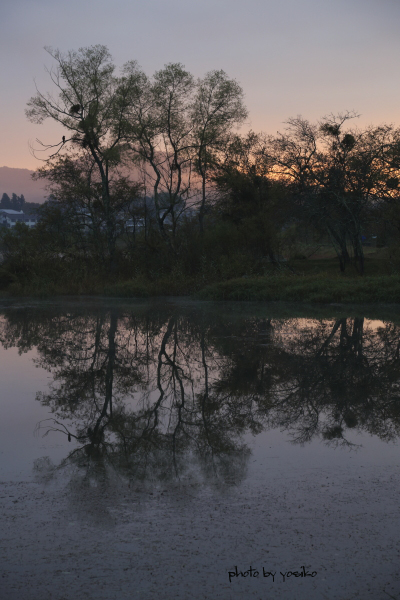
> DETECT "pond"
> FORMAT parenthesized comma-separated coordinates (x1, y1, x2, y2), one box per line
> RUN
(0, 299, 399, 600)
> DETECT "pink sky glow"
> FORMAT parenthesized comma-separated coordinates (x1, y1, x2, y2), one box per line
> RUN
(1, 0, 400, 172)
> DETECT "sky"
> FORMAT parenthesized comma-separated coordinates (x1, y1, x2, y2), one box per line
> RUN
(1, 0, 400, 170)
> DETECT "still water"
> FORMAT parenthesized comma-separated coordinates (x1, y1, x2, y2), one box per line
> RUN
(0, 299, 399, 600)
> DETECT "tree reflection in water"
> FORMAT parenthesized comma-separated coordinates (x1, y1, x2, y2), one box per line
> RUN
(0, 305, 399, 487)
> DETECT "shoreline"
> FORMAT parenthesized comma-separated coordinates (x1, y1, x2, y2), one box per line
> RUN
(1, 273, 400, 306)
(1, 295, 400, 323)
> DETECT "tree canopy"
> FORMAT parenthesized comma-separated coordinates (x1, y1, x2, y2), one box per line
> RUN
(2, 45, 400, 292)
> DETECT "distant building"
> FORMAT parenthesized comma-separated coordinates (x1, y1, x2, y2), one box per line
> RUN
(0, 209, 39, 229)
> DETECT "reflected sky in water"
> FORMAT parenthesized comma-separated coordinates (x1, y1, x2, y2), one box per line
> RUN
(0, 300, 399, 486)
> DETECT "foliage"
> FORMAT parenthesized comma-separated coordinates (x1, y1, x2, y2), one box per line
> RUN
(197, 274, 400, 303)
(266, 114, 400, 273)
(0, 193, 25, 211)
(3, 45, 399, 299)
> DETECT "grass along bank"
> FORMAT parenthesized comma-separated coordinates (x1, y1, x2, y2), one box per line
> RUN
(2, 257, 400, 303)
(196, 274, 400, 303)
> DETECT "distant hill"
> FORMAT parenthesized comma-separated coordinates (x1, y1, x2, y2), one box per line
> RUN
(0, 166, 48, 204)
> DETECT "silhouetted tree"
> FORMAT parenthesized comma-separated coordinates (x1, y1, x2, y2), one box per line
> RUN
(0, 193, 11, 209)
(26, 45, 142, 272)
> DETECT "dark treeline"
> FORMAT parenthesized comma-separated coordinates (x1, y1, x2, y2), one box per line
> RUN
(0, 193, 41, 215)
(0, 193, 25, 212)
(2, 45, 400, 294)
(0, 305, 399, 485)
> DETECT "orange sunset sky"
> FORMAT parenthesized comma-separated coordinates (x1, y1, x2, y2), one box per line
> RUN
(1, 0, 400, 174)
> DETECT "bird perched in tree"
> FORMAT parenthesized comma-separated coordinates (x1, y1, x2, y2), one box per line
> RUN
(62, 136, 65, 144)
(69, 104, 81, 115)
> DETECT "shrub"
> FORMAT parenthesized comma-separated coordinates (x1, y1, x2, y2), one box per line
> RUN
(0, 267, 17, 290)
